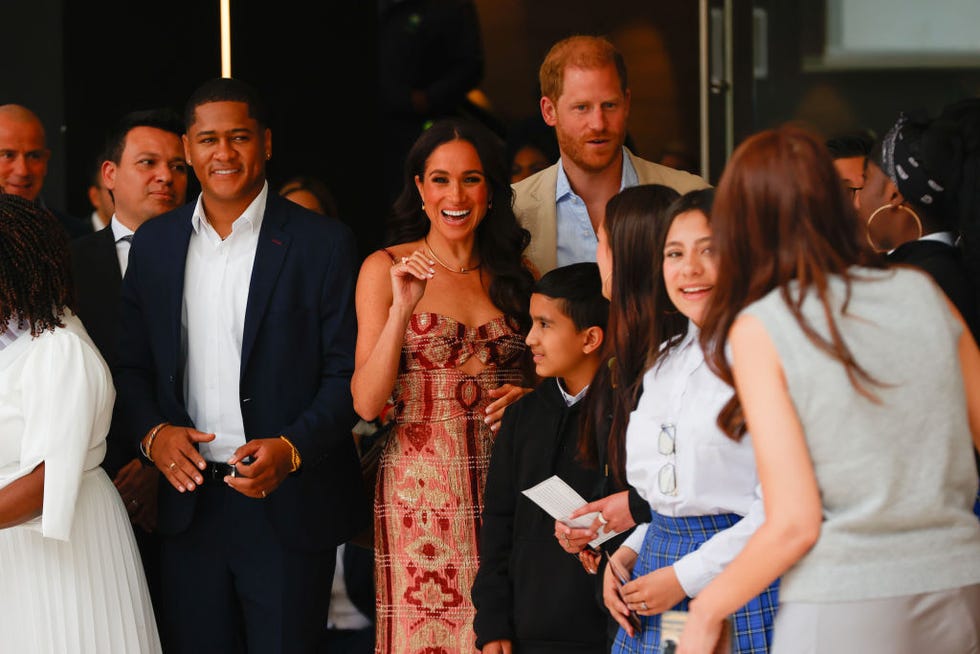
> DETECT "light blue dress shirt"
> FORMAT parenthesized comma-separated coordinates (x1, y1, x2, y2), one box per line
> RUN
(554, 148, 638, 267)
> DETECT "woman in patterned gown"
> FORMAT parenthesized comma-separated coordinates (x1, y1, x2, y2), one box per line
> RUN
(352, 118, 535, 653)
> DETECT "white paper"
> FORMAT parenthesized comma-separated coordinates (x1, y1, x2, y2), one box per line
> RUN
(522, 475, 619, 548)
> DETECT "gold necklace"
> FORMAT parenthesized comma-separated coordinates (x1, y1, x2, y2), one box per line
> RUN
(424, 236, 480, 274)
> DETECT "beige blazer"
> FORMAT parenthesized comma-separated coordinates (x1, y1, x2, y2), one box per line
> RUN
(512, 149, 710, 274)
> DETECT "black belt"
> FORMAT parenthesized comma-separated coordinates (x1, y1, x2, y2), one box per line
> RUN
(203, 461, 239, 481)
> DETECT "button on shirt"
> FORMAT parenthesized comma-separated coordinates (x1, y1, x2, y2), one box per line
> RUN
(182, 182, 268, 462)
(554, 148, 638, 268)
(622, 323, 765, 597)
(110, 215, 135, 277)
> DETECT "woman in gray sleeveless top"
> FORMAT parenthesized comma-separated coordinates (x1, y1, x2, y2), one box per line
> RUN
(676, 126, 980, 654)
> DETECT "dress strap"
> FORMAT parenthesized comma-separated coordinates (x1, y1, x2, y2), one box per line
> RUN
(381, 248, 397, 263)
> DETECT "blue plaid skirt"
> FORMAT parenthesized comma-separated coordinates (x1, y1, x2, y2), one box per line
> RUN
(611, 512, 779, 654)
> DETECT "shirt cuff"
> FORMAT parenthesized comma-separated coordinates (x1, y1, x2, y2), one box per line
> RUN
(672, 550, 711, 598)
(622, 522, 648, 554)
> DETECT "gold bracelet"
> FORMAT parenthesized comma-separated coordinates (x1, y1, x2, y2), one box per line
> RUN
(279, 435, 301, 473)
(140, 422, 169, 463)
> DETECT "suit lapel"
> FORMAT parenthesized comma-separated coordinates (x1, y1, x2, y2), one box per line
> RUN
(166, 210, 194, 385)
(241, 196, 291, 375)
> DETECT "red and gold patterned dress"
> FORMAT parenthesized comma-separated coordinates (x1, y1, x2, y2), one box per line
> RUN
(375, 312, 527, 654)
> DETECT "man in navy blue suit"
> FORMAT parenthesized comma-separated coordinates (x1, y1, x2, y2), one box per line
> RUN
(115, 78, 365, 654)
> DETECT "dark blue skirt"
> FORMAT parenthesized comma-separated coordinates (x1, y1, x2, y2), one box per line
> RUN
(610, 512, 779, 654)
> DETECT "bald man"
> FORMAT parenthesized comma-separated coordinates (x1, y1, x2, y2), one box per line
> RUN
(0, 104, 89, 237)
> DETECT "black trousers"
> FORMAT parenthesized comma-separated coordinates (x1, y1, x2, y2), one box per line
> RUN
(159, 479, 335, 654)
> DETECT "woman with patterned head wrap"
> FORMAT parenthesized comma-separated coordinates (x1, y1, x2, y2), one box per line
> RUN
(856, 102, 980, 344)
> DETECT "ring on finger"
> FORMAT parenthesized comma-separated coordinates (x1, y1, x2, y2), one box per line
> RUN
(168, 461, 176, 470)
(641, 601, 648, 610)
(261, 489, 267, 498)
(598, 511, 608, 526)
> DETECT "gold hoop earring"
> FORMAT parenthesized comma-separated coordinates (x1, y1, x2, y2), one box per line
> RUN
(865, 203, 922, 252)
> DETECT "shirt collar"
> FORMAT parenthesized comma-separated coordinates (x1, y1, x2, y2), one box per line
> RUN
(110, 214, 134, 242)
(555, 147, 636, 202)
(191, 181, 269, 238)
(557, 378, 590, 407)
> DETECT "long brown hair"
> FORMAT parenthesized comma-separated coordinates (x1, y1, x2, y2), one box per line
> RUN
(699, 125, 886, 440)
(579, 184, 680, 485)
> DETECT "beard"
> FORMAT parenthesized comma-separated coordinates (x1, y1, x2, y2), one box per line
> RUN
(554, 127, 624, 174)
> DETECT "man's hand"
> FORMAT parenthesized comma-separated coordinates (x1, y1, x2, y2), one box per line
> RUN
(484, 384, 533, 434)
(224, 438, 293, 499)
(481, 640, 512, 654)
(114, 458, 160, 531)
(150, 426, 214, 492)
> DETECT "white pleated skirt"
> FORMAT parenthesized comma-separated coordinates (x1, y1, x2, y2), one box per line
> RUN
(0, 468, 162, 653)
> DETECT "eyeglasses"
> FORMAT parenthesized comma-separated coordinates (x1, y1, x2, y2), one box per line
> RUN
(658, 423, 677, 496)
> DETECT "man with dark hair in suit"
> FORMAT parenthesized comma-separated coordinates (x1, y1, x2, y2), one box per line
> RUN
(115, 77, 364, 654)
(71, 108, 189, 632)
(0, 103, 90, 237)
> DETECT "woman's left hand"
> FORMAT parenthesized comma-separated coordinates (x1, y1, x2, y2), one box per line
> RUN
(676, 601, 724, 654)
(484, 384, 533, 434)
(620, 565, 687, 616)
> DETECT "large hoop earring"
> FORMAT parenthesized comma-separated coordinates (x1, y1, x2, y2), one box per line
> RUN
(865, 203, 922, 253)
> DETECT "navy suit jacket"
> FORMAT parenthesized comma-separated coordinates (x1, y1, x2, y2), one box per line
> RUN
(115, 191, 365, 551)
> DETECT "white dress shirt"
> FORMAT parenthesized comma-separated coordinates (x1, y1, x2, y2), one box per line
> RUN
(182, 183, 268, 462)
(110, 215, 135, 277)
(622, 323, 765, 597)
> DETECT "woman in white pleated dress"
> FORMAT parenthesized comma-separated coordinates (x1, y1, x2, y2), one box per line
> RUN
(0, 194, 160, 653)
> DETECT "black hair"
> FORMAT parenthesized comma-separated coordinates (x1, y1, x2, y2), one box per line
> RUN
(505, 115, 559, 172)
(103, 108, 183, 164)
(578, 184, 681, 478)
(386, 118, 535, 332)
(826, 130, 874, 160)
(184, 77, 268, 131)
(0, 194, 72, 336)
(278, 175, 339, 217)
(533, 262, 609, 333)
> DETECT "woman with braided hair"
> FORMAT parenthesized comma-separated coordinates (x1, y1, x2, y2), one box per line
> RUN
(0, 194, 161, 652)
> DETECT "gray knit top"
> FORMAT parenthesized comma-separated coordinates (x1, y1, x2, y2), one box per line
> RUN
(743, 266, 980, 602)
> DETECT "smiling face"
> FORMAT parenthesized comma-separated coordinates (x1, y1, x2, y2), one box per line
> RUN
(541, 64, 630, 175)
(183, 101, 270, 213)
(415, 138, 489, 241)
(662, 210, 717, 326)
(0, 113, 49, 201)
(104, 126, 188, 229)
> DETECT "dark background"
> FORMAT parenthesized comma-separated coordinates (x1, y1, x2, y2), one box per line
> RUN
(8, 1, 979, 259)
(7, 1, 382, 259)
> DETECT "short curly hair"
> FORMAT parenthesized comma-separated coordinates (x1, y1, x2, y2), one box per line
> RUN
(0, 193, 72, 336)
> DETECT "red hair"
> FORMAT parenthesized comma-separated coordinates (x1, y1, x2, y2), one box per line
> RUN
(699, 125, 886, 439)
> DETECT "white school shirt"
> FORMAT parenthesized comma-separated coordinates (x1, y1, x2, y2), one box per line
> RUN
(182, 183, 268, 462)
(621, 323, 765, 597)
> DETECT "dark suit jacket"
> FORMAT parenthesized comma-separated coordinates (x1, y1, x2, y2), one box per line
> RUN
(889, 239, 980, 343)
(115, 192, 365, 551)
(70, 225, 131, 476)
(71, 226, 122, 364)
